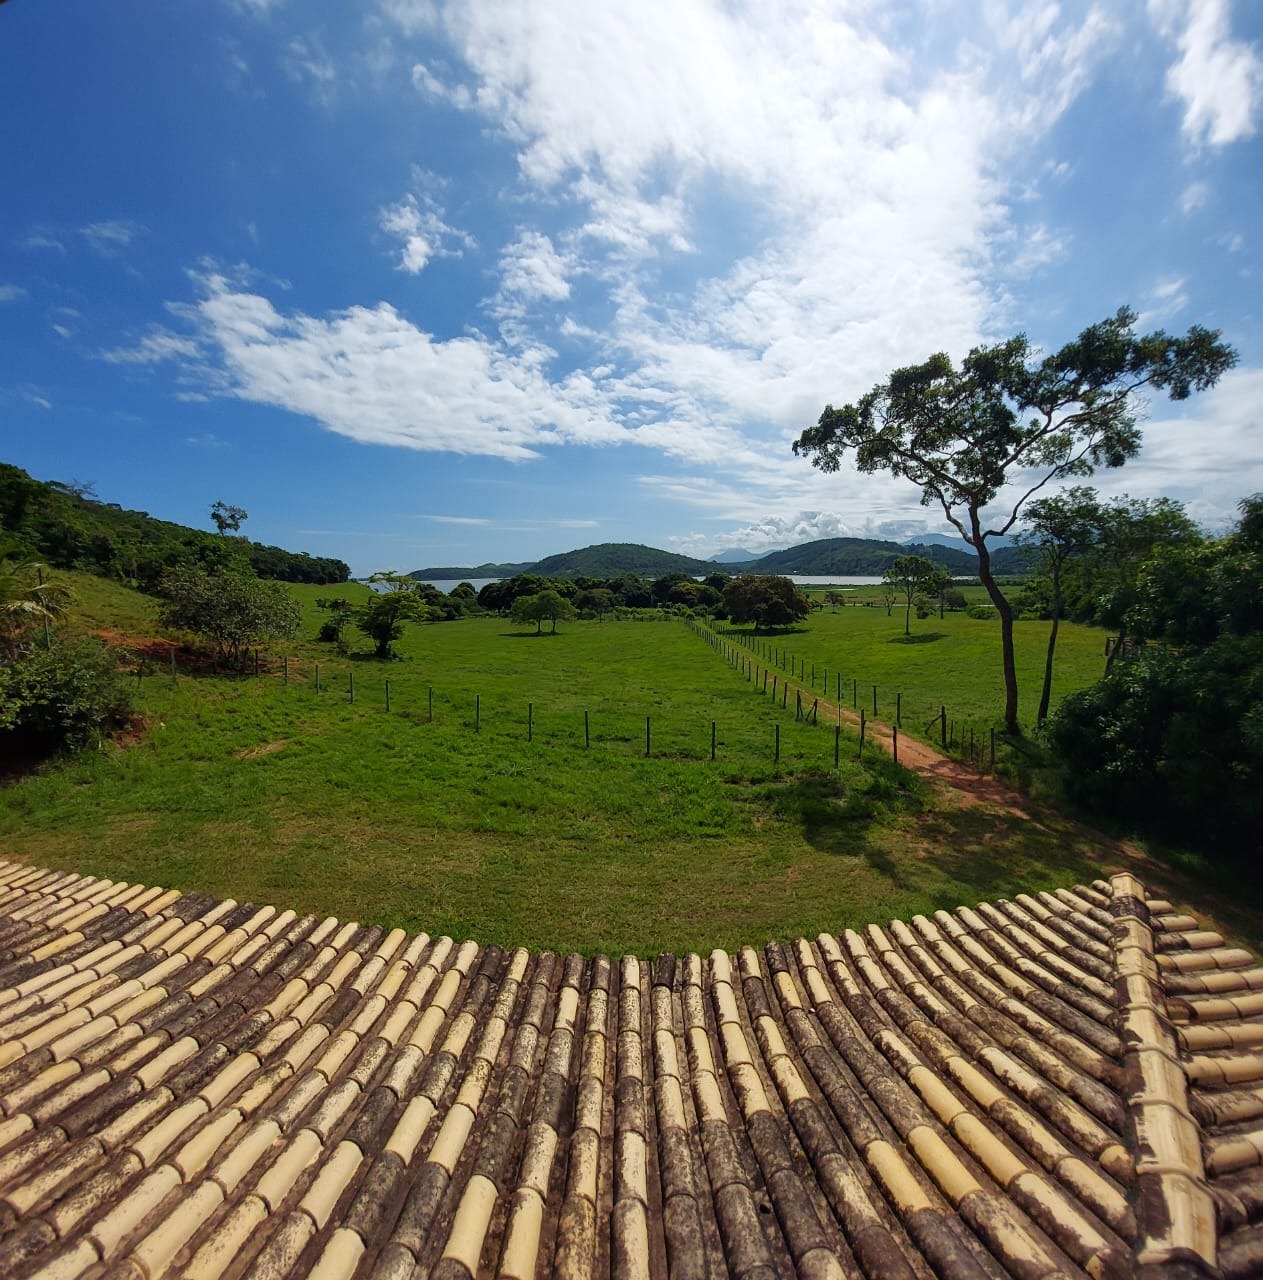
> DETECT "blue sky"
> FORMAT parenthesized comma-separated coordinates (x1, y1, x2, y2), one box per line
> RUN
(2, 0, 1260, 575)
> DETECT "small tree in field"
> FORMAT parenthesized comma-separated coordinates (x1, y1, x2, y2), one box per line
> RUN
(883, 555, 949, 636)
(158, 565, 300, 666)
(794, 307, 1236, 733)
(356, 573, 434, 658)
(511, 589, 576, 634)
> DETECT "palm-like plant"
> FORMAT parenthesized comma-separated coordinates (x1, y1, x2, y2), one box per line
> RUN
(0, 544, 73, 657)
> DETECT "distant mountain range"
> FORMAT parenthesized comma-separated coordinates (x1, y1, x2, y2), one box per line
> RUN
(411, 535, 1031, 580)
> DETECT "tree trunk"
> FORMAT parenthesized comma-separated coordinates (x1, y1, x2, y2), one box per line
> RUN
(904, 600, 911, 636)
(973, 524, 1019, 735)
(1106, 622, 1126, 672)
(1037, 576, 1061, 726)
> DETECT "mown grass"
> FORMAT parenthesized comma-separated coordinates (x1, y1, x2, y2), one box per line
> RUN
(0, 577, 1128, 953)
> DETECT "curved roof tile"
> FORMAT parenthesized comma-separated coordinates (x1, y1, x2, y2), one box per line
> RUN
(0, 859, 1260, 1278)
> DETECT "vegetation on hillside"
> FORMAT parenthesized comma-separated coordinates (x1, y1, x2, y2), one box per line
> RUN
(0, 463, 349, 588)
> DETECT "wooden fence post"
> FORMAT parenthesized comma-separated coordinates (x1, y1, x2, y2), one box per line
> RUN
(428, 686, 433, 722)
(645, 715, 651, 757)
(892, 725, 898, 764)
(585, 710, 590, 749)
(711, 720, 716, 761)
(834, 723, 840, 768)
(315, 663, 320, 693)
(528, 702, 533, 742)
(476, 694, 480, 732)
(859, 709, 866, 759)
(940, 706, 947, 748)
(385, 680, 391, 712)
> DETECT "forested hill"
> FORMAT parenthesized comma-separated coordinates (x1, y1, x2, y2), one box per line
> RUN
(412, 537, 996, 580)
(0, 463, 349, 587)
(532, 542, 718, 577)
(739, 537, 977, 575)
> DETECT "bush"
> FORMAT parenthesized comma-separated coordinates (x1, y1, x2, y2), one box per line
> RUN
(158, 566, 301, 666)
(0, 639, 134, 759)
(966, 604, 997, 620)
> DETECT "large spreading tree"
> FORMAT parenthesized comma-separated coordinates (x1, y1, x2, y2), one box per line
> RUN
(793, 307, 1236, 733)
(882, 554, 949, 637)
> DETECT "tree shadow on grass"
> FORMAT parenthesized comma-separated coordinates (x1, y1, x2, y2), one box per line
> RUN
(887, 632, 946, 644)
(908, 804, 1107, 910)
(752, 772, 904, 881)
(500, 630, 565, 639)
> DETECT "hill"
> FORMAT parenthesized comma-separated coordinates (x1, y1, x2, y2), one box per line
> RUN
(409, 561, 534, 580)
(0, 462, 350, 587)
(531, 542, 719, 578)
(740, 536, 977, 575)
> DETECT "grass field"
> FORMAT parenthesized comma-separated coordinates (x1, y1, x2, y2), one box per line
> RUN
(0, 573, 1133, 953)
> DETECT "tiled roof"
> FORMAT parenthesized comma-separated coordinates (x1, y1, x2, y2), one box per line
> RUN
(0, 860, 1260, 1279)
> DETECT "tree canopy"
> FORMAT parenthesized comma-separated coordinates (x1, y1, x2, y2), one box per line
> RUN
(722, 575, 811, 630)
(882, 555, 949, 636)
(510, 589, 576, 634)
(356, 574, 435, 658)
(157, 565, 301, 666)
(793, 307, 1237, 732)
(1052, 496, 1263, 853)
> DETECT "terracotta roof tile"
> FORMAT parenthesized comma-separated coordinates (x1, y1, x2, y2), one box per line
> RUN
(2, 858, 1261, 1276)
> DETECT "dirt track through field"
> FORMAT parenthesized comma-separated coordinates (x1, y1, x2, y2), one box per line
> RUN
(812, 692, 1033, 814)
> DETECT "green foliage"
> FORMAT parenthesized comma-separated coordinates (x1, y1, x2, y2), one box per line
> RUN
(315, 596, 356, 646)
(0, 463, 349, 588)
(1, 550, 74, 656)
(356, 573, 435, 658)
(966, 604, 997, 620)
(882, 555, 949, 635)
(722, 575, 811, 630)
(794, 307, 1237, 732)
(157, 566, 301, 665)
(1052, 497, 1263, 853)
(209, 500, 248, 536)
(510, 589, 577, 633)
(0, 638, 134, 759)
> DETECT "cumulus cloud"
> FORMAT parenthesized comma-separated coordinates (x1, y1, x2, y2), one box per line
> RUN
(497, 230, 571, 304)
(379, 190, 474, 274)
(1149, 0, 1262, 147)
(111, 268, 628, 460)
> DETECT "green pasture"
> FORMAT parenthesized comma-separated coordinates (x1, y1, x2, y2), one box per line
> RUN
(0, 575, 1121, 953)
(722, 592, 1108, 751)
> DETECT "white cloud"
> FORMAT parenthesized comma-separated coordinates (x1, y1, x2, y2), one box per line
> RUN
(121, 268, 629, 461)
(81, 220, 145, 255)
(1149, 0, 1262, 147)
(379, 190, 474, 274)
(1088, 365, 1263, 519)
(425, 515, 492, 525)
(0, 284, 26, 303)
(284, 35, 337, 104)
(1136, 275, 1190, 327)
(101, 330, 204, 364)
(496, 231, 571, 305)
(1179, 180, 1210, 214)
(22, 231, 64, 253)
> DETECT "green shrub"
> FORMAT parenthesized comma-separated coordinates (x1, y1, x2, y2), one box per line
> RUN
(0, 639, 134, 759)
(966, 604, 997, 620)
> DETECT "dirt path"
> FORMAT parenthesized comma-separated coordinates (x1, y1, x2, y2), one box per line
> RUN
(812, 688, 1262, 953)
